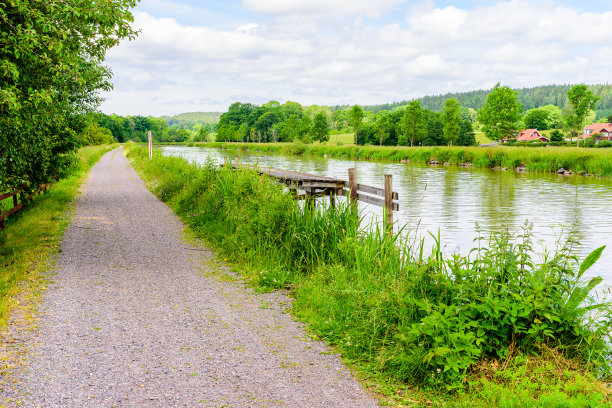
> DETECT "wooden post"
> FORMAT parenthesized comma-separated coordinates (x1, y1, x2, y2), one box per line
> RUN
(13, 193, 18, 208)
(348, 168, 357, 210)
(330, 189, 336, 208)
(384, 174, 393, 233)
(305, 188, 315, 209)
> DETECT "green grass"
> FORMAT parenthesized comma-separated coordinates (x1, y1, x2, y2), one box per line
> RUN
(323, 133, 355, 146)
(0, 145, 116, 327)
(205, 141, 612, 177)
(125, 144, 612, 407)
(475, 132, 493, 145)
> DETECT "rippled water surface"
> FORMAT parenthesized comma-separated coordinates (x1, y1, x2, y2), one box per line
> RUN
(162, 146, 612, 285)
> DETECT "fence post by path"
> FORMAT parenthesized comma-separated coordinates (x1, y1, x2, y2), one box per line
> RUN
(384, 174, 393, 233)
(348, 168, 357, 210)
(148, 131, 152, 159)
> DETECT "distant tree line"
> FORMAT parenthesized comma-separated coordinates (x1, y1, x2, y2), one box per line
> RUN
(91, 113, 218, 143)
(216, 101, 331, 143)
(353, 100, 476, 146)
(332, 84, 612, 121)
(217, 99, 476, 147)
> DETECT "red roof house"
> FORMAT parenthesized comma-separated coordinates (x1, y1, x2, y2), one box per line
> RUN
(582, 123, 612, 139)
(517, 129, 548, 142)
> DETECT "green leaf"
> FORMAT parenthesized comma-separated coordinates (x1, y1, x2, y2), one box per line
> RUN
(567, 276, 603, 310)
(578, 245, 605, 278)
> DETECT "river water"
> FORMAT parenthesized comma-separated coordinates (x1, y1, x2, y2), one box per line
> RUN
(162, 146, 612, 285)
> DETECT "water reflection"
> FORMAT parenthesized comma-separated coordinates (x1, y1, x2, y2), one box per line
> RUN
(162, 146, 612, 284)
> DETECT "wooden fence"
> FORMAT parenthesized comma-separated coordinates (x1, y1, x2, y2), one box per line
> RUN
(225, 158, 399, 230)
(0, 183, 52, 231)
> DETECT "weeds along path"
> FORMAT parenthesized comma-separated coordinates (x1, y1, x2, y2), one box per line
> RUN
(7, 147, 378, 407)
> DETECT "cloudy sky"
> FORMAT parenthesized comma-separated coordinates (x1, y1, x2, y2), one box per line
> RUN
(100, 0, 612, 116)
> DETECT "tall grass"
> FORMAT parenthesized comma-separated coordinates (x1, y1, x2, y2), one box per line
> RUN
(0, 145, 117, 327)
(205, 142, 612, 177)
(126, 144, 612, 403)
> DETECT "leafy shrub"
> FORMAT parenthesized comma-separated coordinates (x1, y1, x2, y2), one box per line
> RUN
(597, 140, 612, 148)
(550, 129, 564, 142)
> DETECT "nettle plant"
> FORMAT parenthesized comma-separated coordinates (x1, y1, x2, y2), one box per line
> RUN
(389, 228, 611, 387)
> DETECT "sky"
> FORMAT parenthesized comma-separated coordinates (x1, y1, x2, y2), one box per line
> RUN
(99, 0, 612, 117)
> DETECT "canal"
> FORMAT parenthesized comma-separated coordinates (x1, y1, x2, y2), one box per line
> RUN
(162, 146, 612, 284)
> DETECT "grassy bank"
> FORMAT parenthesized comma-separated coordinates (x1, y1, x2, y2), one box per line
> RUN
(0, 145, 117, 327)
(126, 144, 611, 406)
(203, 142, 612, 177)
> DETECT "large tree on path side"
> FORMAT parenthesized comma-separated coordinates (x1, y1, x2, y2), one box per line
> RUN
(0, 0, 139, 192)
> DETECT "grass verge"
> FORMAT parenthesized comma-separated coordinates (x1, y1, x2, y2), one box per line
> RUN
(0, 145, 117, 328)
(203, 142, 612, 177)
(125, 144, 612, 407)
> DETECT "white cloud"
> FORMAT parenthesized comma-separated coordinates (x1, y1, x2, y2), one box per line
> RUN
(241, 0, 405, 18)
(100, 1, 612, 116)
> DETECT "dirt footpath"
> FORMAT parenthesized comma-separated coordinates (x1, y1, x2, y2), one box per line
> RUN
(2, 148, 379, 407)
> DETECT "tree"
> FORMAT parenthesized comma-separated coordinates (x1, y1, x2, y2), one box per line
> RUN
(399, 101, 426, 147)
(297, 115, 312, 143)
(422, 110, 445, 145)
(607, 114, 612, 124)
(442, 98, 461, 146)
(458, 119, 476, 146)
(566, 84, 600, 140)
(350, 105, 364, 144)
(196, 127, 209, 142)
(549, 129, 564, 142)
(539, 105, 563, 129)
(478, 84, 523, 141)
(311, 113, 330, 143)
(375, 112, 390, 146)
(0, 0, 138, 192)
(524, 108, 550, 130)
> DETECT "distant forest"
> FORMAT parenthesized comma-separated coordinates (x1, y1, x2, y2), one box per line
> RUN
(94, 84, 612, 144)
(333, 84, 612, 120)
(92, 111, 219, 143)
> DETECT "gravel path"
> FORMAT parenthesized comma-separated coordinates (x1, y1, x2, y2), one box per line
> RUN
(5, 148, 379, 407)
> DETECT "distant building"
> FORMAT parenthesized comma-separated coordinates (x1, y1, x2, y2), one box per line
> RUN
(517, 129, 548, 142)
(582, 123, 612, 140)
(502, 129, 548, 143)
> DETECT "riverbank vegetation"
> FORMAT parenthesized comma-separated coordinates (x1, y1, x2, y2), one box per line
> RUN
(126, 144, 612, 406)
(0, 145, 117, 328)
(205, 142, 612, 177)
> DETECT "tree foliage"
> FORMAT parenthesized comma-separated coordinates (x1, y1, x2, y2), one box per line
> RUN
(350, 105, 364, 143)
(0, 0, 138, 192)
(442, 98, 461, 146)
(523, 108, 550, 130)
(399, 101, 426, 147)
(478, 84, 523, 141)
(566, 84, 600, 134)
(312, 113, 330, 143)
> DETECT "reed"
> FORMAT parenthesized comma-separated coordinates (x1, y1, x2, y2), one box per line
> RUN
(205, 142, 612, 177)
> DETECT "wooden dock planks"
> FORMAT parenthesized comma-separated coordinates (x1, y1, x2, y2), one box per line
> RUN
(225, 161, 399, 231)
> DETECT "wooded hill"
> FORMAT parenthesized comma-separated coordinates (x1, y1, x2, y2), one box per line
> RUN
(333, 84, 612, 120)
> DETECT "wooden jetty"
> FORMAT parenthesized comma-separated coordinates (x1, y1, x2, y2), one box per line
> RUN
(223, 158, 399, 230)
